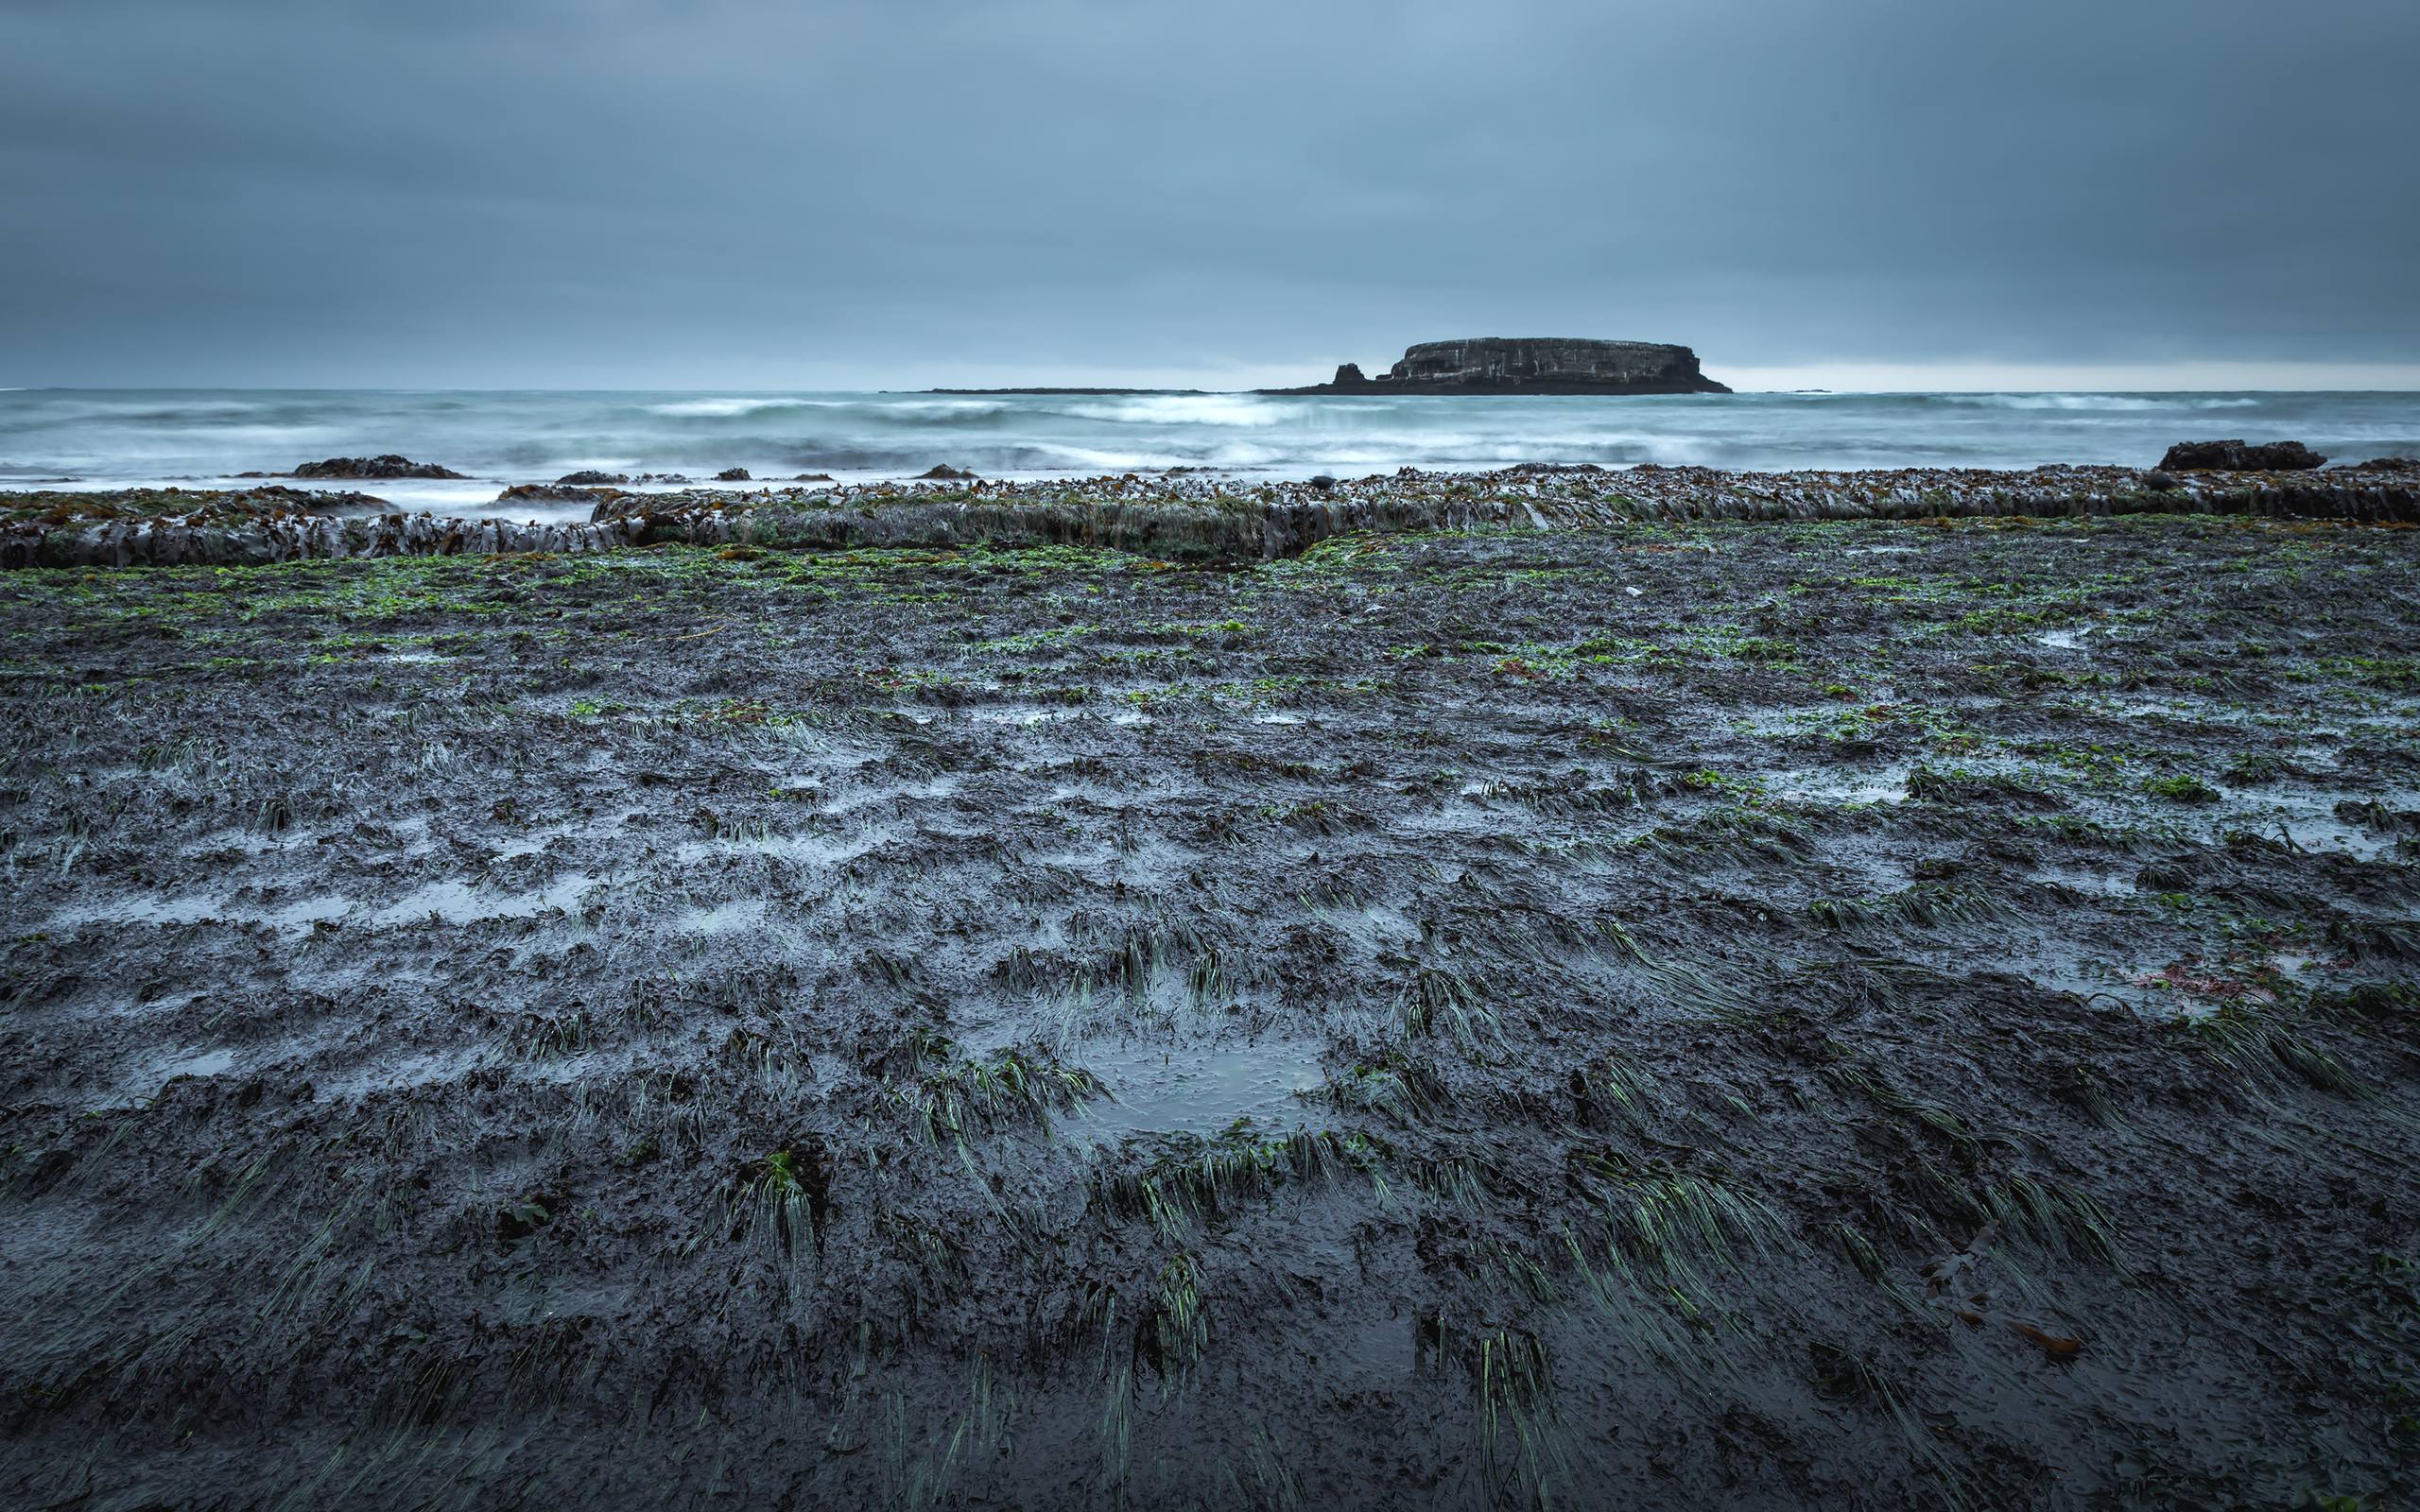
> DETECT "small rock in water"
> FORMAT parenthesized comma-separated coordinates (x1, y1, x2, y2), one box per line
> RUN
(557, 470, 629, 486)
(714, 468, 752, 482)
(2157, 439, 2325, 472)
(917, 465, 977, 480)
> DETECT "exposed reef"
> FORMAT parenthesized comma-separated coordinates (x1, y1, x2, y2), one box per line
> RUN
(3, 507, 2415, 1509)
(7, 462, 2417, 571)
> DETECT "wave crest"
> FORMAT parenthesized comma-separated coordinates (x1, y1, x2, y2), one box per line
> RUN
(647, 398, 826, 419)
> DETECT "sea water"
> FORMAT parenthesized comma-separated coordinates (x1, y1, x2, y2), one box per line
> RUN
(4, 387, 2414, 521)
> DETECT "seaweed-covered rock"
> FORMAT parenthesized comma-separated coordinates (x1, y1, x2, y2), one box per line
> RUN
(498, 483, 619, 506)
(918, 465, 977, 480)
(14, 463, 2420, 571)
(2, 486, 388, 531)
(557, 471, 630, 486)
(2158, 439, 2326, 472)
(715, 468, 752, 482)
(287, 455, 469, 480)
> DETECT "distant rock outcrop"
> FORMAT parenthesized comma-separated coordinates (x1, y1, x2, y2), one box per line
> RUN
(287, 455, 468, 480)
(1269, 338, 1731, 395)
(2159, 439, 2326, 472)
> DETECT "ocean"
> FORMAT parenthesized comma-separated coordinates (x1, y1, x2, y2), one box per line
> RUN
(4, 387, 2416, 520)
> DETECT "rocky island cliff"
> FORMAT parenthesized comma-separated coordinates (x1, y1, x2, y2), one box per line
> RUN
(1266, 336, 1732, 395)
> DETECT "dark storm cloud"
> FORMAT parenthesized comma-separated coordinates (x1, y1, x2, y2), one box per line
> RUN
(3, 0, 2414, 386)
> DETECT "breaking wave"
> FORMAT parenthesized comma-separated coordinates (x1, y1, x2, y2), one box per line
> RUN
(1060, 395, 1295, 427)
(3, 387, 2411, 498)
(1931, 393, 2267, 412)
(646, 397, 828, 419)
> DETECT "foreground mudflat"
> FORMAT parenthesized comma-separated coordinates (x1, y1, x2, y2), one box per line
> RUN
(2, 515, 2415, 1508)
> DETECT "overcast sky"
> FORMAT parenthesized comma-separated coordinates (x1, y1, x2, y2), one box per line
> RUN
(4, 0, 2415, 389)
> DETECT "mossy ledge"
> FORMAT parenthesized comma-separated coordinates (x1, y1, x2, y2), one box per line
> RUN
(7, 463, 2415, 570)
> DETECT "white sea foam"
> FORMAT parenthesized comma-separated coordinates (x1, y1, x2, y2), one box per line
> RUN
(647, 397, 824, 418)
(1944, 393, 2265, 412)
(1063, 394, 1293, 427)
(5, 387, 2412, 506)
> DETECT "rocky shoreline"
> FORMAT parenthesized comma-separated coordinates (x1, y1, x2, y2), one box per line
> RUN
(6, 458, 2416, 570)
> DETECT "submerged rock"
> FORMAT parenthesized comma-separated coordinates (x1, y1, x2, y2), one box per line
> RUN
(287, 455, 469, 480)
(2159, 439, 2327, 472)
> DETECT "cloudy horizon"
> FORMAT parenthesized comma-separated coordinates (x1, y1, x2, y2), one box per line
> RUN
(5, 0, 2415, 391)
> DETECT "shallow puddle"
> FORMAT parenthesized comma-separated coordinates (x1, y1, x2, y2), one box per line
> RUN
(1771, 763, 1911, 805)
(670, 825, 898, 869)
(366, 873, 595, 925)
(153, 1046, 236, 1082)
(1071, 1039, 1325, 1142)
(2224, 788, 2416, 862)
(677, 899, 770, 935)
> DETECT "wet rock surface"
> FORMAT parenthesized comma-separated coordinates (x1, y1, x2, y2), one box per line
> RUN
(10, 463, 2417, 571)
(0, 485, 391, 530)
(1, 515, 2416, 1508)
(286, 454, 469, 480)
(496, 482, 617, 506)
(2159, 438, 2327, 472)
